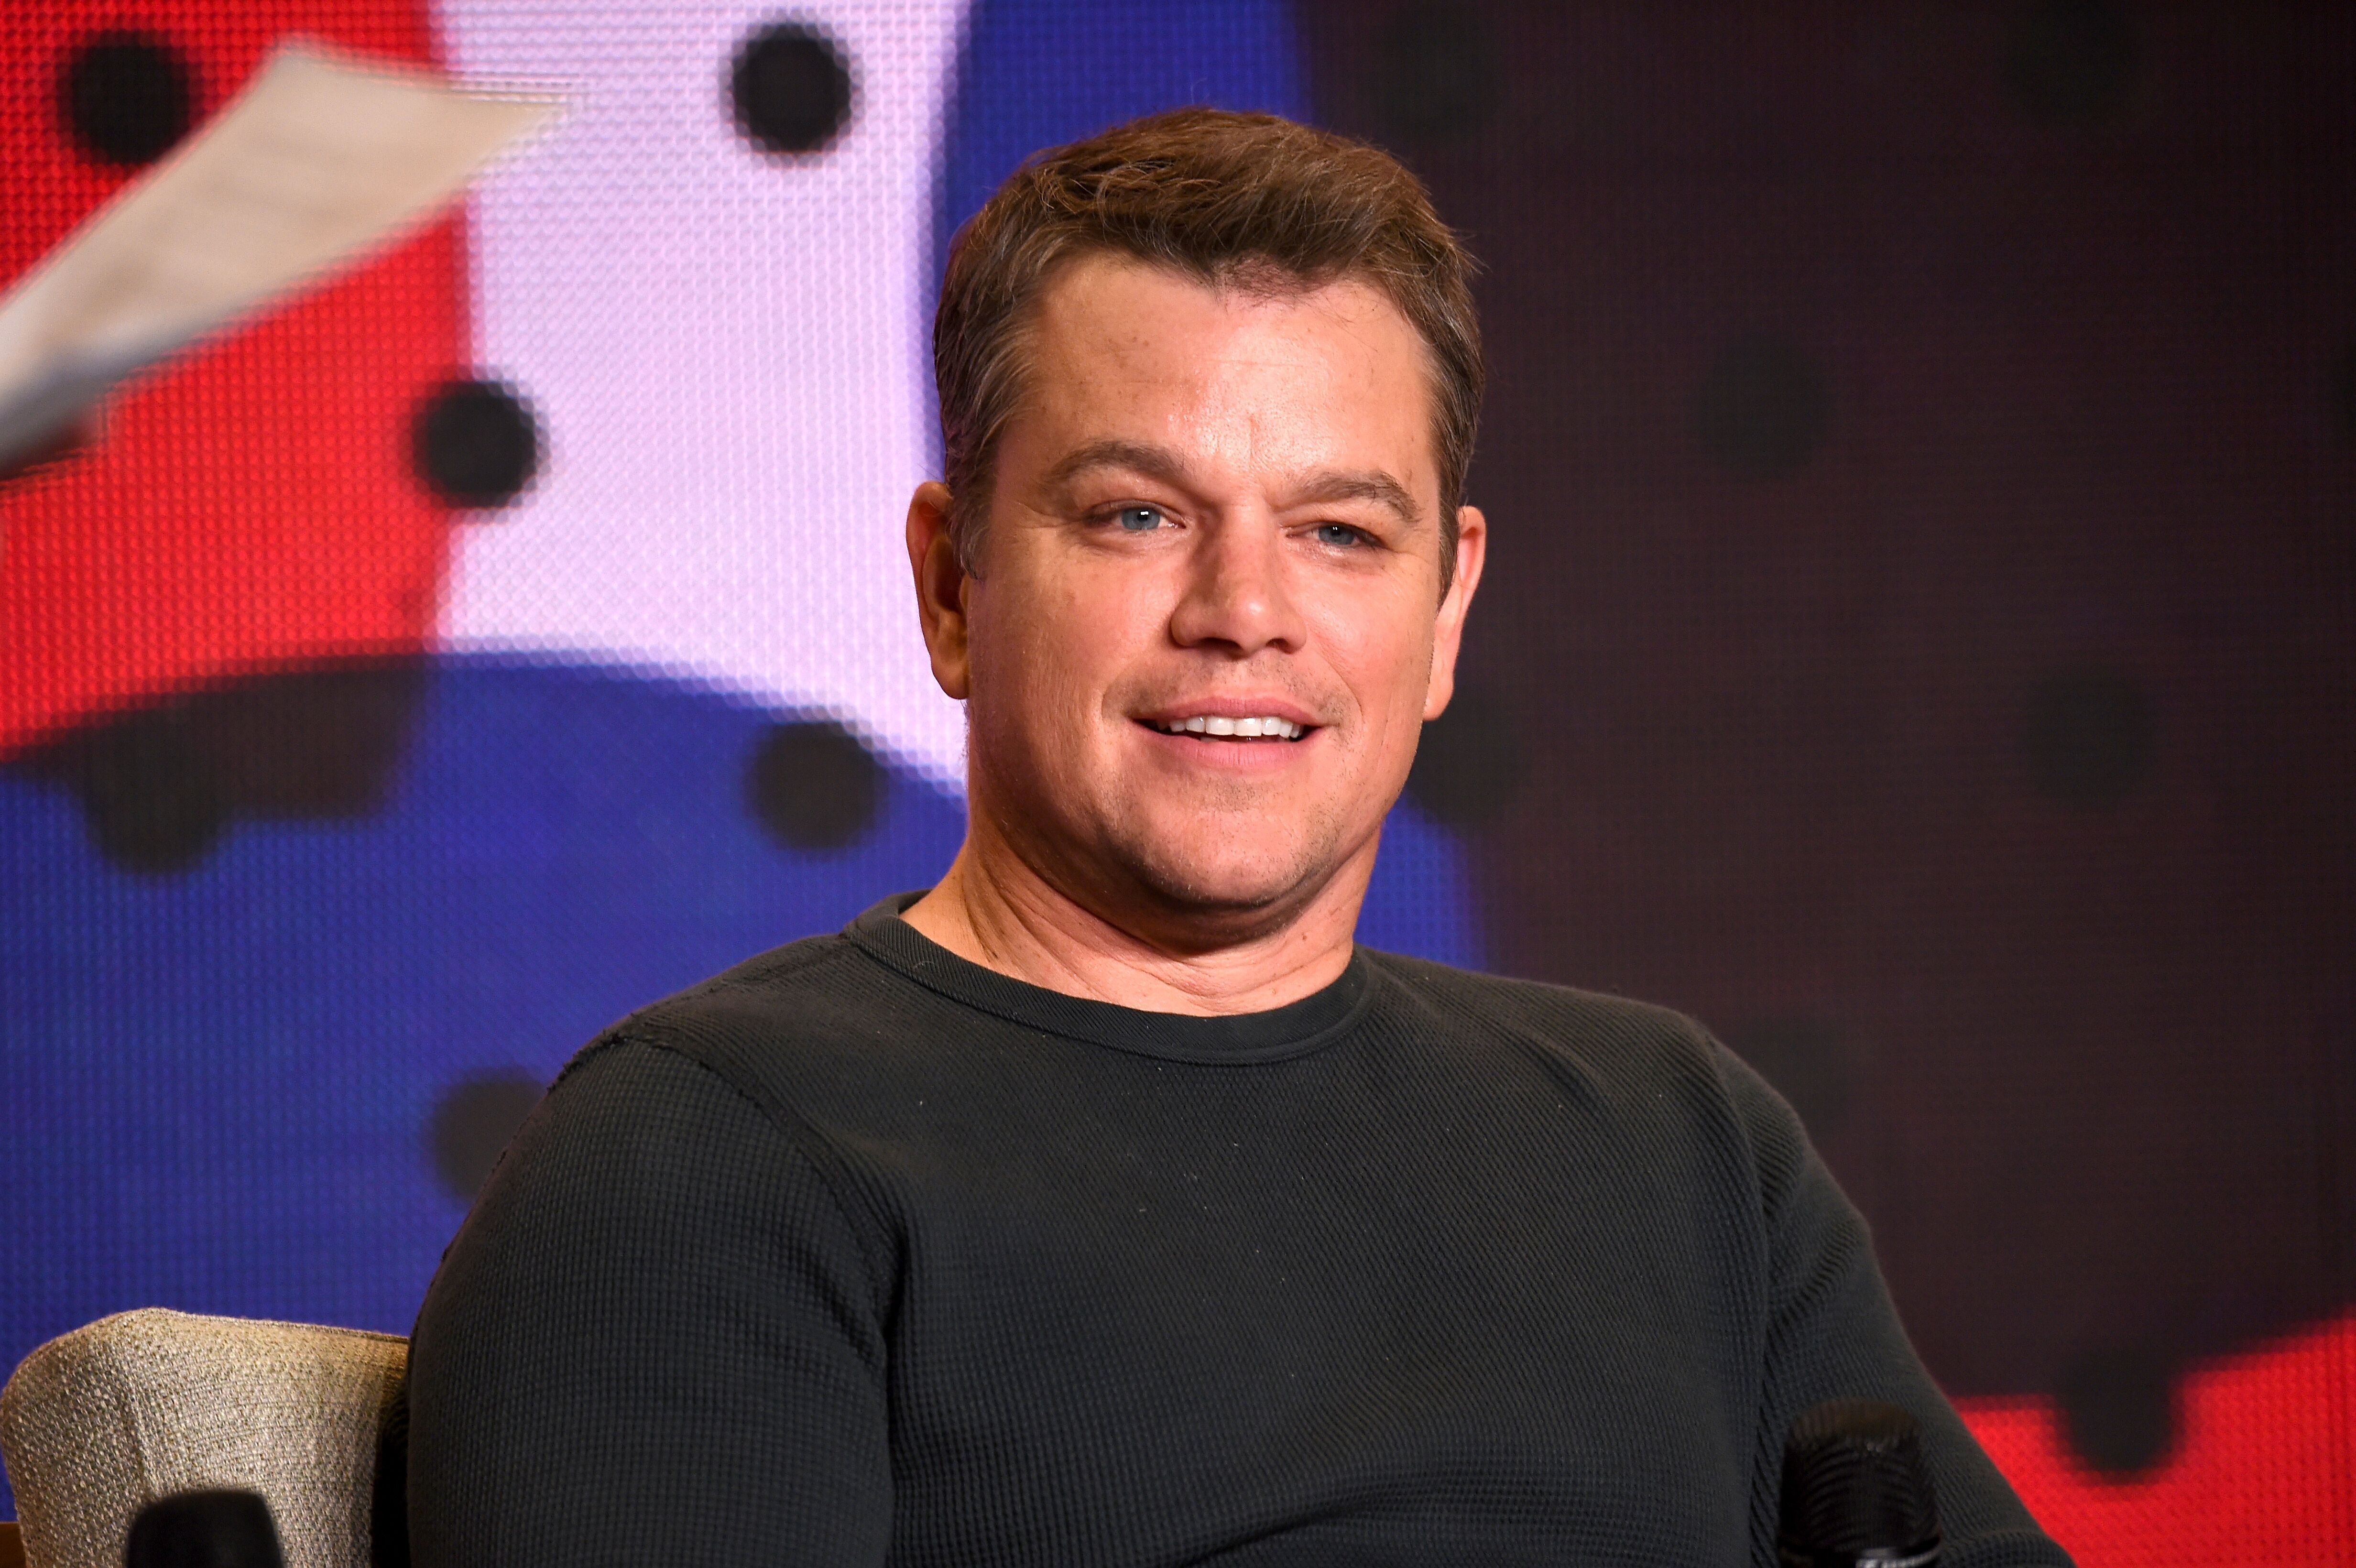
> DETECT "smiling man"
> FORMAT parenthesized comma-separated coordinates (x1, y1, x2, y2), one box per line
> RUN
(900, 236, 1473, 1013)
(407, 112, 2069, 1567)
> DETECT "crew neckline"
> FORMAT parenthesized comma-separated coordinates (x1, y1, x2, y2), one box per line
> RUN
(845, 893, 1375, 1065)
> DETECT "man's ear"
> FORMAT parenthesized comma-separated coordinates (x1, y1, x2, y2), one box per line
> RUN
(906, 481, 972, 701)
(1423, 503, 1488, 721)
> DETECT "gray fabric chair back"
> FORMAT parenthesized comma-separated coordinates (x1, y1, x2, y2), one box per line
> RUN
(0, 1308, 406, 1568)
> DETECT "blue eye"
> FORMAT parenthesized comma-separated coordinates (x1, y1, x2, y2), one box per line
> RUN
(1117, 506, 1164, 532)
(1314, 523, 1364, 548)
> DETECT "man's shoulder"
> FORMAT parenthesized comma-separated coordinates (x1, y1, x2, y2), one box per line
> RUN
(1359, 947, 1734, 1100)
(1361, 946, 1706, 1046)
(555, 928, 927, 1100)
(603, 929, 871, 1036)
(1361, 948, 1799, 1194)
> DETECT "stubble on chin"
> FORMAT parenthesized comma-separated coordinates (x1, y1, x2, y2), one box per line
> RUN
(1093, 783, 1363, 929)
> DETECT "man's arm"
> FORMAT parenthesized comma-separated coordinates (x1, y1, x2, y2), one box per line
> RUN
(1717, 1045, 2075, 1568)
(406, 1033, 893, 1567)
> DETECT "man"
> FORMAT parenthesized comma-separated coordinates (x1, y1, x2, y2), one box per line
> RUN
(408, 110, 2069, 1566)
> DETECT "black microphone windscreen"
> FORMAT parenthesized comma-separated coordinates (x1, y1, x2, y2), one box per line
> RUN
(124, 1489, 286, 1568)
(1778, 1399, 1942, 1568)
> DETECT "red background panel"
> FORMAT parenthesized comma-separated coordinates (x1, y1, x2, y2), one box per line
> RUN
(1962, 1311, 2356, 1568)
(0, 2, 463, 756)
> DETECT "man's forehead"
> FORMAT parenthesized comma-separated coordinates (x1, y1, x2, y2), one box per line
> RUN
(1013, 256, 1441, 497)
(1030, 252, 1412, 354)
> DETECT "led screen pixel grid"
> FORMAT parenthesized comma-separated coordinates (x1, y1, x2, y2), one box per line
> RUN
(0, 0, 1478, 1526)
(3, 1, 2353, 1561)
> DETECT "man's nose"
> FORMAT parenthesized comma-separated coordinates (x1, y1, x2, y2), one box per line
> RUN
(1167, 514, 1306, 657)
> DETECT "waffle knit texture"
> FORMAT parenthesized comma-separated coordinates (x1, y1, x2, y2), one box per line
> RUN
(407, 896, 2072, 1568)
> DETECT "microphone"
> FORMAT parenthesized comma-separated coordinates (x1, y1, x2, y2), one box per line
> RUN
(124, 1489, 286, 1568)
(1778, 1399, 1943, 1568)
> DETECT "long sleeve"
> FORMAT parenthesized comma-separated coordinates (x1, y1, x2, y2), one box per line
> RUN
(1717, 1045, 2073, 1568)
(405, 1033, 894, 1567)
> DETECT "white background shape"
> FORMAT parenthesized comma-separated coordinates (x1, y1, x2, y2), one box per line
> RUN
(435, 0, 971, 786)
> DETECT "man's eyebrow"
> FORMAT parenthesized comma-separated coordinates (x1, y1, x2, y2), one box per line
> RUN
(1041, 438, 1193, 494)
(1287, 468, 1423, 531)
(1042, 442, 1425, 531)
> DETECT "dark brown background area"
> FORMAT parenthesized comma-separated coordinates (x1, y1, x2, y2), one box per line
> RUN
(1300, 0, 2356, 1407)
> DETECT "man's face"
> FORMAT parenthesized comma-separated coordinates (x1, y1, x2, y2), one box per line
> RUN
(919, 254, 1484, 937)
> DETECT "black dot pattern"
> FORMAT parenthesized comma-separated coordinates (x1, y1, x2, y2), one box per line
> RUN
(1730, 1019, 1855, 1142)
(2006, 0, 2139, 126)
(747, 720, 884, 850)
(1374, 4, 1496, 146)
(60, 31, 195, 169)
(2024, 668, 2154, 810)
(75, 715, 227, 875)
(1407, 688, 1525, 828)
(1692, 334, 1831, 479)
(3, 660, 433, 882)
(413, 378, 540, 510)
(730, 23, 855, 155)
(2054, 1346, 2177, 1478)
(429, 1074, 544, 1202)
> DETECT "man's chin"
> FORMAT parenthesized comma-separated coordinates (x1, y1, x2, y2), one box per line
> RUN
(1102, 830, 1352, 936)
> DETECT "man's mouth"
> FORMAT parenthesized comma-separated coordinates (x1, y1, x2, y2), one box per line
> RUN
(1145, 715, 1309, 741)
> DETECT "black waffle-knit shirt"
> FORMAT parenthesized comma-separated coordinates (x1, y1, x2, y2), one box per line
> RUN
(407, 895, 2070, 1567)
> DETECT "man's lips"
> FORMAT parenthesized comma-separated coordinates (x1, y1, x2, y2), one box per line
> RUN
(1132, 700, 1322, 742)
(1140, 713, 1309, 740)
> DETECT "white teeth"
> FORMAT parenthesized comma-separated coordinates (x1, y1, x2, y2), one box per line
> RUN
(1156, 716, 1305, 740)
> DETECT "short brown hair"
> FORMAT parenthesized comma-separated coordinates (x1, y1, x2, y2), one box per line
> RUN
(933, 108, 1483, 590)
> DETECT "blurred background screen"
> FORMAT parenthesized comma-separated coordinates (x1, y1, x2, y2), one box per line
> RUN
(2, 2, 2350, 1561)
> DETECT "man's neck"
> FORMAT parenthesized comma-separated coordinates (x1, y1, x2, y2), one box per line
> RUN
(899, 830, 1367, 1017)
